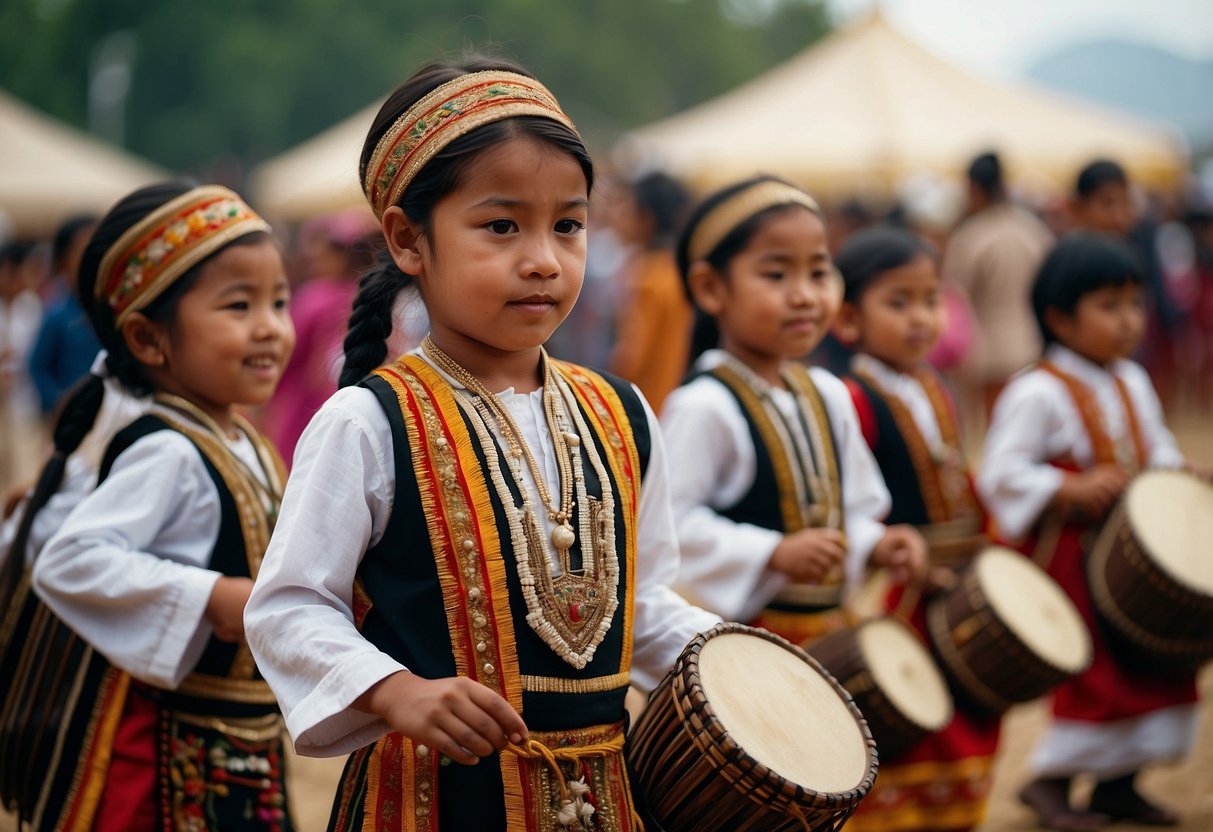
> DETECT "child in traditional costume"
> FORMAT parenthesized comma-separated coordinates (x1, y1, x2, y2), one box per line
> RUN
(242, 59, 720, 831)
(979, 232, 1197, 831)
(831, 225, 997, 832)
(2, 181, 297, 831)
(660, 176, 926, 645)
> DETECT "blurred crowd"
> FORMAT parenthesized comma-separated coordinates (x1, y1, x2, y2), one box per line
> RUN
(3, 150, 1212, 494)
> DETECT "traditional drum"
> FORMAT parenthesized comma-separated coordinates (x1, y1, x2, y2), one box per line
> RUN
(926, 547, 1091, 714)
(1088, 468, 1213, 669)
(805, 616, 952, 762)
(627, 623, 877, 832)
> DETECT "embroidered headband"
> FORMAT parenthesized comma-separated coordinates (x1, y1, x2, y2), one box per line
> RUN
(363, 70, 578, 219)
(96, 185, 270, 327)
(687, 180, 822, 263)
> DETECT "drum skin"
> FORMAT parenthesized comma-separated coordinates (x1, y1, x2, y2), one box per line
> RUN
(926, 549, 1091, 714)
(805, 617, 952, 762)
(1087, 471, 1213, 670)
(627, 623, 878, 832)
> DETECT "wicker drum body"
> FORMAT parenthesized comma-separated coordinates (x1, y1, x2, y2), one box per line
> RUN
(805, 616, 952, 762)
(627, 623, 878, 832)
(926, 548, 1091, 714)
(1087, 469, 1213, 669)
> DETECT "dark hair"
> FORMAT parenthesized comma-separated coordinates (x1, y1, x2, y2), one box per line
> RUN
(1, 240, 36, 267)
(835, 225, 936, 303)
(2, 181, 269, 581)
(339, 57, 594, 388)
(967, 152, 1003, 197)
(631, 171, 690, 249)
(1075, 159, 1127, 200)
(1031, 231, 1144, 344)
(675, 175, 821, 362)
(51, 213, 98, 270)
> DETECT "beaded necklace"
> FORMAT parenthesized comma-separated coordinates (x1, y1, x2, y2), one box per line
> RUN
(421, 338, 619, 669)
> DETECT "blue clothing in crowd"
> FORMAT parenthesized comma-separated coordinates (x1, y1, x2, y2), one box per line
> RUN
(28, 294, 100, 414)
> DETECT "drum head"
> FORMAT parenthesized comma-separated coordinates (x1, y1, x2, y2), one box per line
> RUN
(699, 632, 868, 794)
(1127, 470, 1213, 596)
(858, 617, 951, 731)
(975, 547, 1090, 673)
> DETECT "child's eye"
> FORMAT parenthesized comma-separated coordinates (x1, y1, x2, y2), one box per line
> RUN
(555, 218, 585, 234)
(227, 301, 250, 311)
(761, 271, 784, 281)
(275, 298, 289, 310)
(486, 219, 516, 235)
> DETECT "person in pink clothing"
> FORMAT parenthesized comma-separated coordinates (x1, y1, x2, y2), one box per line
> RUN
(263, 209, 377, 464)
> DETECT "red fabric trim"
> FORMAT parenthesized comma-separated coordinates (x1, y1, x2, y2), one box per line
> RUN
(92, 686, 158, 832)
(845, 376, 879, 451)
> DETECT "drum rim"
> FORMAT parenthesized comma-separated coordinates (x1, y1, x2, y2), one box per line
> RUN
(1125, 470, 1213, 599)
(677, 622, 878, 811)
(854, 616, 954, 732)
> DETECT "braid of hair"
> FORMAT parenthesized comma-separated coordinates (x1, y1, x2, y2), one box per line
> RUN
(339, 249, 411, 388)
(0, 372, 106, 604)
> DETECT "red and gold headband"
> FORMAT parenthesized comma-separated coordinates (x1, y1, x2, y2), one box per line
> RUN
(687, 180, 822, 263)
(363, 70, 578, 219)
(96, 185, 270, 327)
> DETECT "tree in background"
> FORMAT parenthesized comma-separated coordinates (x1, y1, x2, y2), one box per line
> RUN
(0, 0, 830, 177)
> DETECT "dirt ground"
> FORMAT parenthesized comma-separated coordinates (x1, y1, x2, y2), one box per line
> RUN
(3, 415, 1211, 830)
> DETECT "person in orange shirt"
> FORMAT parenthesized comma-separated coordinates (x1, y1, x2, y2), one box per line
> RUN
(608, 171, 693, 411)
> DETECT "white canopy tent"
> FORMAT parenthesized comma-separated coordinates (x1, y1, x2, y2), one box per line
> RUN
(0, 87, 165, 238)
(249, 102, 380, 223)
(617, 12, 1187, 199)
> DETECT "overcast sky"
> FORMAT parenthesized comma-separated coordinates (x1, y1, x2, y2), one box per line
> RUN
(826, 0, 1213, 77)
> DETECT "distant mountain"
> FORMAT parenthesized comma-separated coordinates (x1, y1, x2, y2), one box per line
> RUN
(1026, 39, 1213, 153)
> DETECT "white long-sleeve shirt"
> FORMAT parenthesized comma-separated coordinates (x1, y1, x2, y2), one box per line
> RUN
(244, 360, 721, 758)
(660, 351, 891, 622)
(978, 344, 1183, 541)
(33, 413, 264, 689)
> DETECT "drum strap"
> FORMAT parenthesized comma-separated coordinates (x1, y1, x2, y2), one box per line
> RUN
(1038, 361, 1147, 471)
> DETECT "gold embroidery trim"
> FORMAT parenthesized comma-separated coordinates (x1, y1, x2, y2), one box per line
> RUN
(520, 671, 630, 694)
(379, 358, 528, 830)
(1038, 361, 1146, 471)
(785, 364, 844, 534)
(172, 711, 283, 742)
(174, 672, 278, 704)
(709, 364, 805, 533)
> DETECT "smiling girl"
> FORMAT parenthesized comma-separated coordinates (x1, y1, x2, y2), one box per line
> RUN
(242, 59, 718, 830)
(12, 181, 296, 831)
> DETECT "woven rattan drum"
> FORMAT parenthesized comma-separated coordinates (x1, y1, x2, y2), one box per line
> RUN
(1088, 469, 1213, 668)
(806, 616, 952, 761)
(927, 547, 1091, 714)
(627, 623, 877, 831)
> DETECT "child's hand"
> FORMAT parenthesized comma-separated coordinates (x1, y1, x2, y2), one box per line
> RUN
(1055, 465, 1128, 518)
(768, 528, 847, 583)
(204, 576, 254, 642)
(870, 524, 929, 585)
(354, 671, 528, 766)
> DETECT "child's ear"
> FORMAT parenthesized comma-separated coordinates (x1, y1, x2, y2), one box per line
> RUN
(121, 312, 168, 368)
(687, 261, 727, 317)
(1043, 306, 1075, 345)
(382, 206, 426, 276)
(832, 300, 862, 346)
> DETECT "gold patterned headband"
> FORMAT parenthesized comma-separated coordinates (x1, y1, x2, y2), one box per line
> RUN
(687, 181, 822, 263)
(96, 185, 270, 327)
(363, 70, 578, 219)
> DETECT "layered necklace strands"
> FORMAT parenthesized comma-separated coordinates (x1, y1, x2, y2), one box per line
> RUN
(421, 337, 619, 669)
(720, 354, 842, 530)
